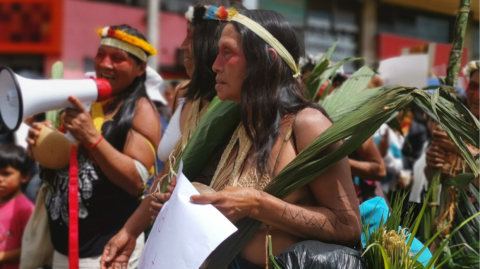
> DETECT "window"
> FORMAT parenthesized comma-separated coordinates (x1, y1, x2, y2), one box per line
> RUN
(86, 0, 196, 13)
(378, 4, 453, 43)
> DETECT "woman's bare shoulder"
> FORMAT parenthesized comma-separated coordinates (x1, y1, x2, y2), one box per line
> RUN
(294, 107, 332, 132)
(132, 97, 161, 143)
(293, 107, 333, 152)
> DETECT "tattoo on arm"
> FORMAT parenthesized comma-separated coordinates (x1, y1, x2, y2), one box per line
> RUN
(281, 195, 355, 231)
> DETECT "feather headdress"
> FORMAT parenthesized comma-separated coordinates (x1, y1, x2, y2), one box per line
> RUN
(188, 5, 238, 24)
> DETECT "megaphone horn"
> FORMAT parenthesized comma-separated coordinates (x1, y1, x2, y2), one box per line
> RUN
(0, 66, 111, 133)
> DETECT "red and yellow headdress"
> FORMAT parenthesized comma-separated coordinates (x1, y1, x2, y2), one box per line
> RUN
(97, 27, 157, 62)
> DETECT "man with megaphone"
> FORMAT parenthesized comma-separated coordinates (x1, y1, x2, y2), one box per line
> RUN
(23, 25, 162, 269)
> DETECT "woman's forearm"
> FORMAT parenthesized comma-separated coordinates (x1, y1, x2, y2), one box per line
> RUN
(349, 159, 386, 181)
(87, 139, 144, 196)
(249, 192, 360, 247)
(123, 196, 155, 237)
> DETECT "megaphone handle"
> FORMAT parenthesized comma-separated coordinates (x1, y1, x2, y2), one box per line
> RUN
(64, 102, 92, 143)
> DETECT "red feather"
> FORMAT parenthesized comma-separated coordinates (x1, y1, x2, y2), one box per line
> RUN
(218, 6, 228, 19)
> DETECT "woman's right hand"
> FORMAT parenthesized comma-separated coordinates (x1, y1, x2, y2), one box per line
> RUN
(431, 127, 459, 155)
(26, 121, 52, 159)
(426, 141, 446, 169)
(100, 229, 137, 269)
(150, 177, 176, 220)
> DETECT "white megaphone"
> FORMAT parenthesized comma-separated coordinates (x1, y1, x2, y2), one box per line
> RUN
(0, 66, 111, 134)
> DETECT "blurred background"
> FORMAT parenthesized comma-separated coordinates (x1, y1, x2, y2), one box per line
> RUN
(0, 0, 478, 84)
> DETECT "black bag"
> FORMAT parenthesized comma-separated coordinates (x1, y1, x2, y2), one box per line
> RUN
(274, 240, 365, 269)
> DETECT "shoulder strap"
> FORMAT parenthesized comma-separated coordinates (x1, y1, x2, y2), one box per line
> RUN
(131, 129, 158, 177)
(272, 115, 296, 174)
(91, 102, 106, 133)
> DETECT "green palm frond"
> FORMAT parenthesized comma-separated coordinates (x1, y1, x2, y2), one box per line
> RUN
(169, 98, 240, 181)
(445, 0, 470, 87)
(304, 41, 361, 101)
(320, 66, 379, 122)
(440, 185, 480, 269)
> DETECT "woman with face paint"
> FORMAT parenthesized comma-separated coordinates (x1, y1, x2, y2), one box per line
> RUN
(27, 25, 161, 269)
(155, 7, 362, 268)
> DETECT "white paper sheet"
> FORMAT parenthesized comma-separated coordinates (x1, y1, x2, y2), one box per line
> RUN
(379, 54, 429, 88)
(138, 162, 238, 269)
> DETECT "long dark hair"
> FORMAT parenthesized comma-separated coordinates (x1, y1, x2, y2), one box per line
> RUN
(231, 10, 329, 176)
(101, 24, 150, 151)
(184, 0, 244, 101)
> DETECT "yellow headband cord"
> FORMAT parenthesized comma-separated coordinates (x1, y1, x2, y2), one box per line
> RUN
(100, 38, 148, 62)
(229, 14, 300, 78)
(97, 27, 157, 62)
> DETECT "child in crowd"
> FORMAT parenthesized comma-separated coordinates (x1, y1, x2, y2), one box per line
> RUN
(0, 144, 34, 269)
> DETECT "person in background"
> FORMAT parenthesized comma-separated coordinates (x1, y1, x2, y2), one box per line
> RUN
(424, 61, 479, 252)
(163, 81, 179, 111)
(425, 61, 479, 178)
(0, 144, 34, 269)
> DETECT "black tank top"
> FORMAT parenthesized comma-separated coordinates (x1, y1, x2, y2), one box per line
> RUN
(45, 150, 140, 257)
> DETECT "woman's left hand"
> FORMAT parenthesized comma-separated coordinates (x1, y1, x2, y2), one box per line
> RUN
(63, 96, 102, 147)
(190, 186, 260, 222)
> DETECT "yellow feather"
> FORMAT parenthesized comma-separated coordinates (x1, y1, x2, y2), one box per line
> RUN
(228, 8, 238, 20)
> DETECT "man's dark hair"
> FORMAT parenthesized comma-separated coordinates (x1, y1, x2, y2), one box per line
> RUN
(231, 10, 329, 177)
(332, 73, 347, 86)
(0, 143, 32, 175)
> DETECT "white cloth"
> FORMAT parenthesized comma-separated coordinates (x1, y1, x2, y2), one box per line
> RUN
(85, 67, 167, 105)
(374, 124, 405, 175)
(14, 122, 29, 149)
(134, 159, 150, 184)
(409, 142, 429, 203)
(374, 124, 406, 193)
(145, 67, 167, 105)
(157, 98, 185, 162)
(52, 233, 145, 269)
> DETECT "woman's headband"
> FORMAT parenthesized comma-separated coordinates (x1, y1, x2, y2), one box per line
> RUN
(98, 27, 157, 62)
(186, 6, 301, 78)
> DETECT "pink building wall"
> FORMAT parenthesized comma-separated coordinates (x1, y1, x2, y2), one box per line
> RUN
(46, 0, 187, 79)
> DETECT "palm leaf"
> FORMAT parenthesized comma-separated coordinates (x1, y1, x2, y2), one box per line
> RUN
(206, 85, 479, 268)
(424, 212, 480, 269)
(441, 185, 480, 268)
(304, 41, 360, 100)
(444, 173, 476, 187)
(319, 66, 379, 122)
(445, 0, 470, 87)
(172, 97, 240, 180)
(362, 243, 391, 269)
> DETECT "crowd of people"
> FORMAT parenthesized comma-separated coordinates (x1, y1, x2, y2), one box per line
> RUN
(0, 0, 478, 269)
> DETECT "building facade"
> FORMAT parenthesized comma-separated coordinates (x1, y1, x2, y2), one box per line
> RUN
(0, 0, 190, 79)
(0, 0, 478, 80)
